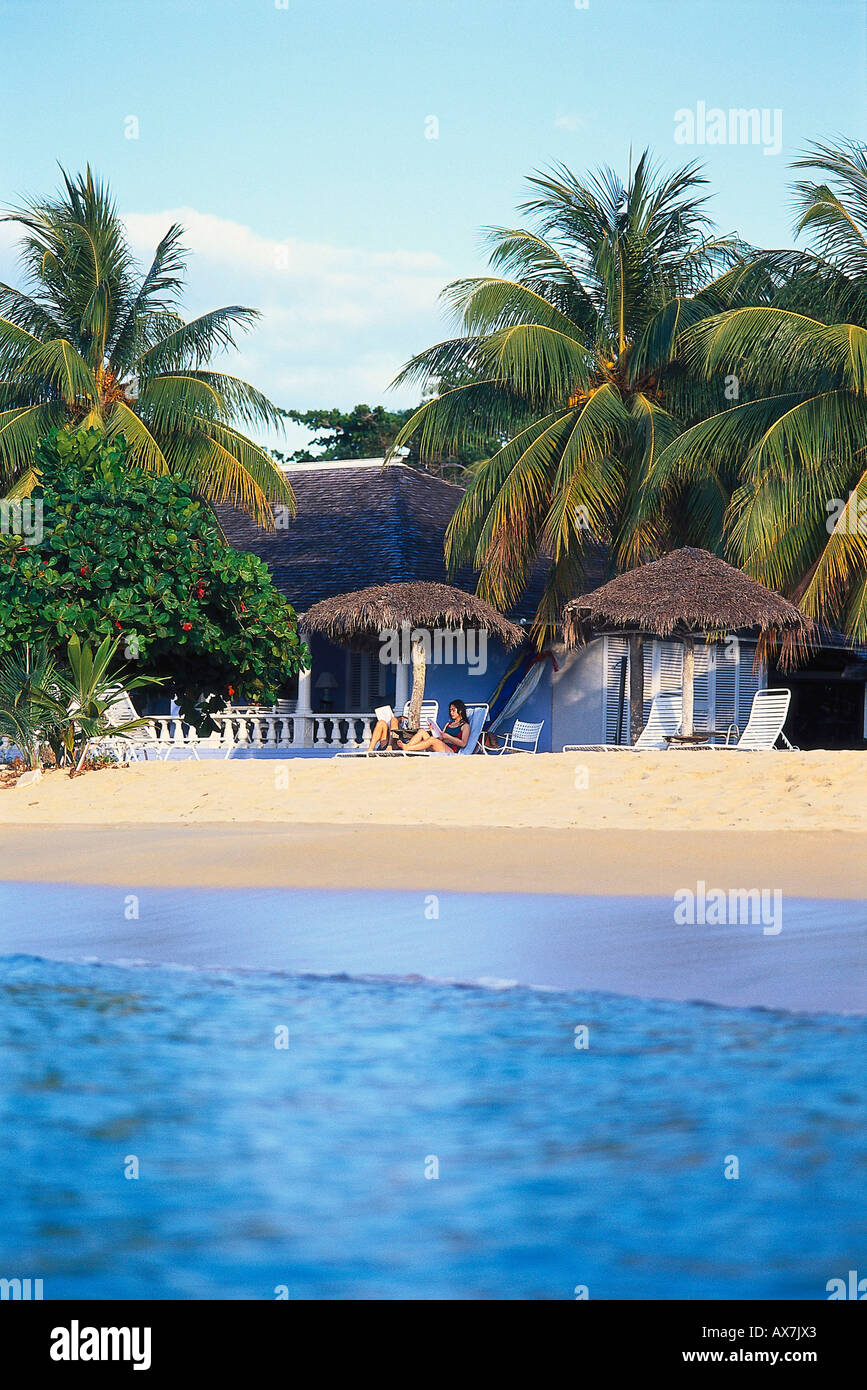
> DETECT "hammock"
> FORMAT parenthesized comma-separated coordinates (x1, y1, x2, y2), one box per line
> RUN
(487, 648, 558, 735)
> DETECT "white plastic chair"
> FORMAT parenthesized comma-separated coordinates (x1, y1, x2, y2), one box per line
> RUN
(100, 688, 200, 761)
(714, 688, 794, 750)
(562, 694, 682, 752)
(483, 718, 544, 754)
(403, 700, 439, 725)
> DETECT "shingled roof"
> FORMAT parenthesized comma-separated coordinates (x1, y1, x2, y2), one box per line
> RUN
(216, 461, 548, 622)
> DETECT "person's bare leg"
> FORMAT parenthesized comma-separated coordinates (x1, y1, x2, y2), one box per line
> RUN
(405, 729, 433, 750)
(367, 719, 388, 752)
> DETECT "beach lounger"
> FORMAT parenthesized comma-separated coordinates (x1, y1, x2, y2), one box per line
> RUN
(351, 702, 490, 757)
(710, 688, 795, 750)
(562, 694, 682, 752)
(482, 718, 544, 754)
(334, 700, 440, 757)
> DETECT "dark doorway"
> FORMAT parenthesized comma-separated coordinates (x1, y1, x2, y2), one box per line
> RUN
(770, 652, 867, 749)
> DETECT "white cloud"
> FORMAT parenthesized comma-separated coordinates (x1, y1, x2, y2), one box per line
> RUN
(123, 209, 451, 431)
(554, 113, 588, 133)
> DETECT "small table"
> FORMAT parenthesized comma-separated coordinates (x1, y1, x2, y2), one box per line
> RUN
(664, 732, 714, 746)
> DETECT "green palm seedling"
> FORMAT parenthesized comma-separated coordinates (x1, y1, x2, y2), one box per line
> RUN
(54, 633, 161, 773)
(0, 643, 65, 770)
(0, 166, 293, 524)
(389, 151, 748, 637)
(649, 139, 867, 639)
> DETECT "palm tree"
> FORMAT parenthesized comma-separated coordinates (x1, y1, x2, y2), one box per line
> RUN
(649, 140, 867, 639)
(390, 151, 745, 638)
(0, 643, 63, 770)
(0, 167, 292, 524)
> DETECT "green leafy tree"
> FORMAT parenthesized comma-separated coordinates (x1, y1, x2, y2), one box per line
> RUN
(275, 400, 497, 482)
(649, 139, 867, 639)
(0, 166, 292, 525)
(0, 428, 307, 727)
(389, 151, 749, 634)
(277, 404, 418, 462)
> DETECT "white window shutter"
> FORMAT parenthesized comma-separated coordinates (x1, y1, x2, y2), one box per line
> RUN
(737, 642, 764, 729)
(714, 644, 738, 729)
(642, 639, 655, 722)
(656, 641, 684, 698)
(603, 636, 630, 743)
(693, 642, 712, 728)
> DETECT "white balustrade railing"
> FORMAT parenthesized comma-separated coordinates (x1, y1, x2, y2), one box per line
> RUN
(0, 713, 381, 762)
(145, 711, 378, 754)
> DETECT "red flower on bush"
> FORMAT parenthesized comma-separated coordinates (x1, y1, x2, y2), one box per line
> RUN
(80, 565, 89, 577)
(182, 621, 193, 631)
(240, 602, 247, 613)
(114, 620, 123, 629)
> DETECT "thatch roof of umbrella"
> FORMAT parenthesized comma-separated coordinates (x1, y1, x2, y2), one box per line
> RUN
(304, 581, 524, 649)
(562, 548, 808, 645)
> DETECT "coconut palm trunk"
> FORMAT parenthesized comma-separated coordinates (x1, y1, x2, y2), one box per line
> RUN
(681, 632, 696, 737)
(408, 636, 426, 728)
(628, 633, 645, 744)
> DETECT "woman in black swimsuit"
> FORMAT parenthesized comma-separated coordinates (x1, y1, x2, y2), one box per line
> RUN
(404, 699, 471, 754)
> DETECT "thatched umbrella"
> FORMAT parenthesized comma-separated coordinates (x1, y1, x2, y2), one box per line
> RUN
(303, 581, 523, 727)
(563, 548, 809, 739)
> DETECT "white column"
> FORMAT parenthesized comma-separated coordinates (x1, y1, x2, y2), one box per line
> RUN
(394, 660, 410, 717)
(296, 629, 313, 747)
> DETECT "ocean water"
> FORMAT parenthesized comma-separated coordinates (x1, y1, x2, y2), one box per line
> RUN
(0, 886, 864, 1300)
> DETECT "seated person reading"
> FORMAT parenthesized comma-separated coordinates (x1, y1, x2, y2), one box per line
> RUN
(403, 699, 470, 754)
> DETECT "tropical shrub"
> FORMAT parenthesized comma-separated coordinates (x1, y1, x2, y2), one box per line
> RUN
(0, 428, 307, 726)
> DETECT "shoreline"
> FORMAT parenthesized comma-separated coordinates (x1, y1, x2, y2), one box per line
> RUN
(1, 830, 864, 1013)
(2, 821, 867, 897)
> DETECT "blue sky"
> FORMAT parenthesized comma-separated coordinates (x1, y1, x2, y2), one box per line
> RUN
(0, 0, 864, 449)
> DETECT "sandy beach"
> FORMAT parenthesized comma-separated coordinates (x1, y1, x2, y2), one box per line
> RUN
(0, 751, 865, 898)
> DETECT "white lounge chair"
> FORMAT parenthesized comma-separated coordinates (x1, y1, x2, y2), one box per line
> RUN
(713, 688, 795, 750)
(562, 694, 682, 752)
(334, 700, 441, 757)
(482, 718, 544, 754)
(99, 689, 200, 761)
(360, 702, 489, 757)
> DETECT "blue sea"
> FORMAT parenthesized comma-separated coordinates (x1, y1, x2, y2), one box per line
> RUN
(0, 886, 864, 1300)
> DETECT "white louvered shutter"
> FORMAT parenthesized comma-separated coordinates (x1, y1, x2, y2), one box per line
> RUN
(714, 642, 738, 730)
(737, 642, 764, 730)
(655, 641, 684, 699)
(603, 636, 630, 743)
(642, 640, 655, 723)
(693, 643, 712, 729)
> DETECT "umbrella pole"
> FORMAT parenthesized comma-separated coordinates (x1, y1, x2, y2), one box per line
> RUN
(409, 637, 426, 729)
(682, 633, 695, 737)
